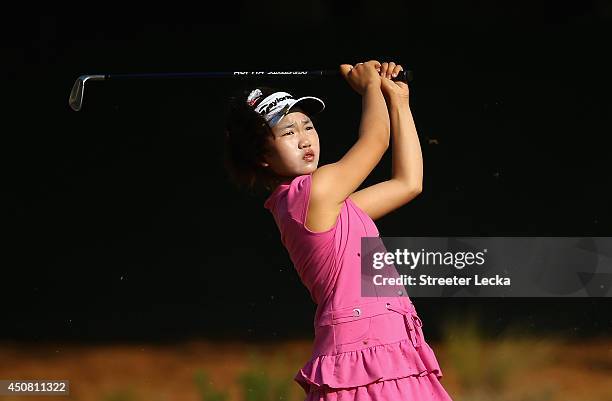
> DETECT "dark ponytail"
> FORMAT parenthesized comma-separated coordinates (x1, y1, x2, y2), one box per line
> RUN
(223, 86, 282, 194)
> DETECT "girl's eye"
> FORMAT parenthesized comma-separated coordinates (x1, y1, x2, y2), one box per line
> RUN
(282, 127, 313, 136)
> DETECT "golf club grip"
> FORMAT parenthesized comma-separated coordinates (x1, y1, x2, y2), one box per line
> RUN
(317, 68, 412, 83)
(392, 69, 412, 83)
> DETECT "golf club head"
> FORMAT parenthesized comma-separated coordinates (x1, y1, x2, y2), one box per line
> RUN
(69, 75, 105, 111)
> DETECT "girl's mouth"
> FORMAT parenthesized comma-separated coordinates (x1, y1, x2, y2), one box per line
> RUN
(303, 154, 314, 161)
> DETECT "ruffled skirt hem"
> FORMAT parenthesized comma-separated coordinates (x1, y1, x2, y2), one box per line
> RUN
(295, 337, 443, 394)
(304, 371, 453, 401)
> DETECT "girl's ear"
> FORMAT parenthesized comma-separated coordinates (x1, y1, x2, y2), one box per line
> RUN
(258, 143, 274, 167)
(258, 152, 270, 167)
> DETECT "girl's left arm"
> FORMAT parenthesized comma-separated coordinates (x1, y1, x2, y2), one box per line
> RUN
(348, 65, 423, 221)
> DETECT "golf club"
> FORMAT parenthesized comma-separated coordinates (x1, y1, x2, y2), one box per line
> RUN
(68, 69, 414, 111)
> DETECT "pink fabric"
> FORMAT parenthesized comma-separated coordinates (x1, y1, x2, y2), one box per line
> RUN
(264, 173, 453, 400)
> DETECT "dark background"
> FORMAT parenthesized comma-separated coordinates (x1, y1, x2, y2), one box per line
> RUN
(3, 1, 612, 344)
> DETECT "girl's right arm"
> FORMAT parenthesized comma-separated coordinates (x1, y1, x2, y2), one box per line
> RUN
(305, 60, 390, 233)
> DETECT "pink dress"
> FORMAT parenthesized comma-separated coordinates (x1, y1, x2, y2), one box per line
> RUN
(264, 173, 454, 401)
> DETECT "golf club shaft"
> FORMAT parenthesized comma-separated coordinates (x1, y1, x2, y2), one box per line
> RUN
(69, 69, 413, 111)
(104, 69, 411, 80)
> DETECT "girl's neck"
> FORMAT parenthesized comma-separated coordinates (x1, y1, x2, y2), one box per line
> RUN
(269, 176, 294, 192)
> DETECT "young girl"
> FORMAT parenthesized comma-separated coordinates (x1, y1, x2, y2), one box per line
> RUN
(223, 60, 453, 401)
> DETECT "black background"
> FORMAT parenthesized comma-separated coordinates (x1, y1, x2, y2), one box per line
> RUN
(3, 1, 612, 343)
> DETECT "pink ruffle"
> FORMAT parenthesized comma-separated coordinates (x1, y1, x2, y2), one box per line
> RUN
(305, 372, 453, 401)
(294, 337, 444, 395)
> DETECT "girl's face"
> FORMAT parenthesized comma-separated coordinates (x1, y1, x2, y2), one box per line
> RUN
(261, 110, 320, 178)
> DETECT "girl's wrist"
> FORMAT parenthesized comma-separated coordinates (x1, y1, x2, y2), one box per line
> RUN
(363, 81, 381, 95)
(388, 95, 410, 109)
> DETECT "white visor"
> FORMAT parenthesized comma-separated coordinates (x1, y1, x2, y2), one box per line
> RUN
(254, 91, 325, 127)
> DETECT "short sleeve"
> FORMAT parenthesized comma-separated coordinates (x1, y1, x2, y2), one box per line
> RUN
(286, 174, 312, 224)
(286, 173, 341, 236)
